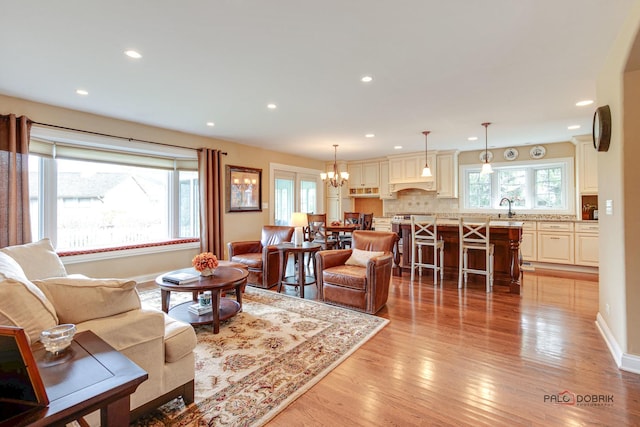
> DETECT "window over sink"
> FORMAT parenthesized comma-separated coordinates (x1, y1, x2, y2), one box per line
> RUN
(460, 157, 574, 214)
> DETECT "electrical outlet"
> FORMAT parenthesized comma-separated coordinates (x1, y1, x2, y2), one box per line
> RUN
(606, 303, 610, 316)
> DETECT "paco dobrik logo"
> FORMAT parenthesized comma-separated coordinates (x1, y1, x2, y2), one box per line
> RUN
(544, 390, 613, 407)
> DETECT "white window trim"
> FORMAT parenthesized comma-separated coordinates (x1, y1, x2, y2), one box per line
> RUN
(459, 157, 575, 215)
(30, 127, 200, 253)
(269, 163, 325, 224)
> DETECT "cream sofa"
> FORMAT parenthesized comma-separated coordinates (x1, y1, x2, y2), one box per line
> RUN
(0, 238, 197, 424)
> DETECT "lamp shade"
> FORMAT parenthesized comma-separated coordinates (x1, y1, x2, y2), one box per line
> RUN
(291, 212, 307, 246)
(291, 212, 307, 227)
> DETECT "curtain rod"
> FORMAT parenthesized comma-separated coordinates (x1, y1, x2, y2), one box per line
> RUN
(30, 120, 228, 155)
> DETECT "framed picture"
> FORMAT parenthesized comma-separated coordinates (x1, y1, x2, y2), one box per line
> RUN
(0, 326, 49, 424)
(226, 165, 262, 212)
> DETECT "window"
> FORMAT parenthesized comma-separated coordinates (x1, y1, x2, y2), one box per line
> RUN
(460, 158, 574, 214)
(271, 164, 323, 226)
(29, 127, 199, 251)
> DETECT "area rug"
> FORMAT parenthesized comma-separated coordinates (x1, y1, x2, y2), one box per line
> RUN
(133, 286, 389, 426)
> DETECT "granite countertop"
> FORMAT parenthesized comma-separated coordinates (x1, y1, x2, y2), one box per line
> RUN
(388, 213, 598, 224)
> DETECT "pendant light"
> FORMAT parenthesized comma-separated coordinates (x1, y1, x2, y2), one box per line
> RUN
(480, 122, 494, 175)
(421, 131, 432, 177)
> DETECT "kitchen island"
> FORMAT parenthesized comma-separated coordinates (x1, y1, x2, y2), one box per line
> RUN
(393, 219, 523, 294)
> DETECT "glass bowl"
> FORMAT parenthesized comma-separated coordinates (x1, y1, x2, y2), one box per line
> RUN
(40, 323, 76, 353)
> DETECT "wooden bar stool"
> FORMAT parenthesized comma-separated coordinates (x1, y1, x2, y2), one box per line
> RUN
(458, 217, 494, 292)
(410, 215, 444, 284)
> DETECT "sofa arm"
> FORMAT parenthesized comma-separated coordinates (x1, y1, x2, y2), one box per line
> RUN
(76, 308, 165, 352)
(316, 249, 352, 270)
(228, 240, 262, 258)
(365, 253, 393, 312)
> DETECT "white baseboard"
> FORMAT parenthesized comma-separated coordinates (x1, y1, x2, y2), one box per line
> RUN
(525, 261, 598, 274)
(596, 313, 640, 374)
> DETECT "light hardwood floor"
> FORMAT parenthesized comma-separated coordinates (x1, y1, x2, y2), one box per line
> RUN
(267, 269, 640, 426)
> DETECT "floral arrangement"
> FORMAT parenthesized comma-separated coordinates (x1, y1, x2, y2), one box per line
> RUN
(192, 252, 219, 272)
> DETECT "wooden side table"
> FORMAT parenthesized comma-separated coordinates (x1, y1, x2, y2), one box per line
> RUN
(156, 266, 248, 333)
(22, 330, 148, 427)
(275, 242, 322, 299)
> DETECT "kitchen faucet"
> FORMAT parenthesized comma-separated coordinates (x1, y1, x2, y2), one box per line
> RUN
(499, 197, 515, 218)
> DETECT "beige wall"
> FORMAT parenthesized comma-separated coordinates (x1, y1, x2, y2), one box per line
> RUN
(596, 0, 640, 368)
(1, 94, 324, 280)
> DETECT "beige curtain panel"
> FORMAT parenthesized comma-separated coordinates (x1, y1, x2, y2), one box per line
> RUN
(198, 148, 224, 257)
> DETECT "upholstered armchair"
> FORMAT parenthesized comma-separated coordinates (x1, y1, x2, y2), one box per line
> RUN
(227, 225, 294, 288)
(315, 230, 398, 314)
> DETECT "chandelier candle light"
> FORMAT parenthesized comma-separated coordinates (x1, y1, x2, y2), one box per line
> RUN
(321, 144, 349, 187)
(481, 122, 494, 175)
(421, 130, 432, 177)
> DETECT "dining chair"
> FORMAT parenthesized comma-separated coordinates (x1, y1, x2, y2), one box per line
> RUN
(339, 212, 361, 249)
(458, 216, 494, 292)
(359, 213, 374, 230)
(410, 215, 444, 284)
(306, 213, 337, 250)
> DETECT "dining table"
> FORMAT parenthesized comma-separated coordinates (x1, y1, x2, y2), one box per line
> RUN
(325, 223, 358, 248)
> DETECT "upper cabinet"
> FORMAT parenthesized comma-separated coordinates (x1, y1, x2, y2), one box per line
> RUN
(576, 137, 598, 194)
(388, 153, 436, 184)
(378, 160, 396, 199)
(348, 161, 380, 197)
(436, 150, 459, 198)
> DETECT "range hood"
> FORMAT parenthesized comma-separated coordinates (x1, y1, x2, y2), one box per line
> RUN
(389, 181, 436, 193)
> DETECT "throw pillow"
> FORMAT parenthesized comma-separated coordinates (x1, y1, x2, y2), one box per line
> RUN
(0, 238, 67, 280)
(0, 252, 59, 344)
(32, 277, 141, 324)
(345, 248, 385, 267)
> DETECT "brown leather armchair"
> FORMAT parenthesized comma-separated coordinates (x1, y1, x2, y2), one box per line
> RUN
(227, 225, 294, 288)
(315, 230, 398, 314)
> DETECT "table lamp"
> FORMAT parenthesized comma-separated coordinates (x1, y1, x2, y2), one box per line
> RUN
(291, 212, 307, 246)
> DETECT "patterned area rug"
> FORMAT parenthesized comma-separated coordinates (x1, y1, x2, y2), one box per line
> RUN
(133, 286, 389, 426)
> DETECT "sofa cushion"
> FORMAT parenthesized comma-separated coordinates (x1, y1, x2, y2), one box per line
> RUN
(0, 238, 67, 280)
(32, 277, 141, 324)
(0, 252, 58, 343)
(322, 265, 367, 290)
(345, 248, 385, 268)
(230, 252, 263, 269)
(163, 313, 197, 363)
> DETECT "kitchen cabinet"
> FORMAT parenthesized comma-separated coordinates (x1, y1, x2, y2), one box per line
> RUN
(388, 153, 436, 184)
(520, 221, 537, 261)
(348, 161, 380, 197)
(326, 183, 351, 223)
(537, 222, 574, 264)
(378, 161, 396, 199)
(575, 222, 599, 266)
(577, 137, 598, 194)
(436, 151, 459, 198)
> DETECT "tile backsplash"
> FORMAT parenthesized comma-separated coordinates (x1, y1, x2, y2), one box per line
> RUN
(383, 190, 458, 215)
(382, 189, 580, 221)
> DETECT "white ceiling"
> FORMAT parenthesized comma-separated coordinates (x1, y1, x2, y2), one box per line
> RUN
(0, 1, 634, 161)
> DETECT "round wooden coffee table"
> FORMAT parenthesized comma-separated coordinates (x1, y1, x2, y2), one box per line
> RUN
(156, 266, 248, 334)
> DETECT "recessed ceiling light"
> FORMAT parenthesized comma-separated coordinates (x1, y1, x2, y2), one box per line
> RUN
(267, 103, 277, 109)
(124, 50, 142, 59)
(206, 122, 215, 127)
(568, 125, 581, 130)
(394, 145, 403, 150)
(76, 89, 88, 96)
(576, 100, 594, 106)
(468, 136, 478, 141)
(365, 133, 375, 138)
(361, 76, 373, 83)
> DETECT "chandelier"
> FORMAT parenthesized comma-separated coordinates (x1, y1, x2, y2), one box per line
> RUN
(321, 144, 349, 187)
